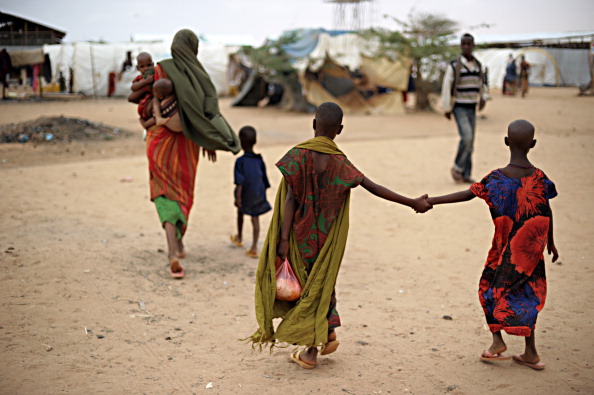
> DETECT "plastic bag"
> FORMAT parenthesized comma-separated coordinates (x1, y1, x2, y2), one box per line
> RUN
(275, 257, 302, 301)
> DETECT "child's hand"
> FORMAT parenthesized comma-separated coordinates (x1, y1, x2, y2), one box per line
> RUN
(234, 198, 241, 208)
(146, 75, 154, 84)
(277, 239, 289, 260)
(413, 194, 432, 213)
(547, 243, 559, 263)
(155, 116, 170, 126)
(203, 148, 217, 163)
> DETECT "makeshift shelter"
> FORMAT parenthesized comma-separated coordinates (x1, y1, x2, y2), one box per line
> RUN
(42, 38, 231, 97)
(232, 29, 411, 114)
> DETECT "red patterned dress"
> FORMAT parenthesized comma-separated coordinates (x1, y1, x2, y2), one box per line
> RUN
(145, 64, 199, 237)
(471, 168, 557, 336)
(276, 146, 364, 330)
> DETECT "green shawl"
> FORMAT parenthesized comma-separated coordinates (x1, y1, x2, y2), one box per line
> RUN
(160, 29, 240, 154)
(249, 136, 351, 349)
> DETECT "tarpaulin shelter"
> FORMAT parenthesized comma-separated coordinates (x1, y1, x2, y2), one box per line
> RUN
(232, 29, 411, 114)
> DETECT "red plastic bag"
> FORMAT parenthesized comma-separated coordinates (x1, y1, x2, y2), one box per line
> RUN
(275, 257, 302, 301)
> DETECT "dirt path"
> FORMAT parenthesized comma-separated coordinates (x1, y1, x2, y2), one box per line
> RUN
(1, 88, 593, 394)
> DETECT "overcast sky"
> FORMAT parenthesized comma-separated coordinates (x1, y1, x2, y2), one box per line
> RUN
(2, 0, 592, 44)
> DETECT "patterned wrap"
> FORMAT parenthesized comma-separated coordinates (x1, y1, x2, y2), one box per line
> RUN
(146, 65, 199, 236)
(471, 168, 557, 336)
(276, 147, 364, 329)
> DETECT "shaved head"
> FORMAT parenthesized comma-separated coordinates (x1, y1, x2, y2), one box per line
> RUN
(153, 78, 174, 97)
(507, 119, 535, 149)
(137, 52, 152, 63)
(314, 102, 343, 134)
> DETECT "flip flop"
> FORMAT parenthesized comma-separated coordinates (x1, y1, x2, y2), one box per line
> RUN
(290, 349, 315, 369)
(245, 250, 258, 259)
(169, 258, 185, 279)
(480, 350, 512, 361)
(320, 340, 340, 356)
(513, 354, 545, 370)
(230, 235, 243, 247)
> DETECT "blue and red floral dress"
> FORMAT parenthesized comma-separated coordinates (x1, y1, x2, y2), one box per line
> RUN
(471, 168, 557, 336)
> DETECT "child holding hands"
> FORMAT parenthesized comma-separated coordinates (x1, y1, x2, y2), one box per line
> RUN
(427, 119, 558, 370)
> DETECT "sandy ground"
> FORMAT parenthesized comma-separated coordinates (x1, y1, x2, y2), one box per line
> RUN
(1, 88, 593, 394)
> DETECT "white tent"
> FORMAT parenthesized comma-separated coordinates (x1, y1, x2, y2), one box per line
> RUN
(43, 39, 231, 97)
(475, 46, 591, 89)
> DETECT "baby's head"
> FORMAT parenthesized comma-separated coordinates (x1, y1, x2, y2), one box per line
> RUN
(506, 119, 536, 152)
(313, 102, 343, 139)
(239, 126, 257, 151)
(153, 78, 175, 100)
(136, 52, 154, 75)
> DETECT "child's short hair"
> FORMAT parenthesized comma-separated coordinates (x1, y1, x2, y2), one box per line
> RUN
(153, 78, 174, 97)
(239, 126, 256, 146)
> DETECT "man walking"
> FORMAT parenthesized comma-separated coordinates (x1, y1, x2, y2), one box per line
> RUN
(441, 33, 489, 183)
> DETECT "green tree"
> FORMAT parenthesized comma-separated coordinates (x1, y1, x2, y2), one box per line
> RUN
(362, 12, 459, 111)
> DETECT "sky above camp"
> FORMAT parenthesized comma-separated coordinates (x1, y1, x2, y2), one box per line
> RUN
(1, 0, 592, 45)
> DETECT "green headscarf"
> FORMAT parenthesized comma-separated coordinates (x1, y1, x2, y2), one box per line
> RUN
(159, 29, 240, 154)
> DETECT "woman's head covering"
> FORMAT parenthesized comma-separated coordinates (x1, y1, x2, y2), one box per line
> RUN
(159, 29, 239, 153)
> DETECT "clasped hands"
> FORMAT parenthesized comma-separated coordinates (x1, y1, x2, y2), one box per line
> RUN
(413, 194, 433, 214)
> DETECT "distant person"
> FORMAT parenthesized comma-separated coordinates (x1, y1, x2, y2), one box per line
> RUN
(247, 102, 432, 369)
(441, 33, 489, 183)
(128, 52, 155, 127)
(230, 126, 272, 258)
(502, 54, 518, 96)
(519, 55, 531, 98)
(426, 119, 558, 371)
(147, 29, 239, 278)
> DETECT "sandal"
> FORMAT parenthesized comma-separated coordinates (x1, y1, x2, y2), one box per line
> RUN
(230, 234, 243, 247)
(290, 349, 315, 369)
(246, 250, 258, 259)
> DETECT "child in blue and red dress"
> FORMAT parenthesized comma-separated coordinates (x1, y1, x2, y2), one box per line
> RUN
(427, 119, 559, 370)
(230, 126, 272, 258)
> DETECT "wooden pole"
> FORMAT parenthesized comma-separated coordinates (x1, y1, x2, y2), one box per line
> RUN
(90, 45, 98, 97)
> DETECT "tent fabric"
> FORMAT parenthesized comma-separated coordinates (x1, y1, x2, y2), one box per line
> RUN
(281, 28, 351, 59)
(301, 58, 405, 115)
(9, 48, 44, 67)
(360, 55, 411, 91)
(41, 40, 231, 97)
(474, 47, 589, 89)
(288, 31, 410, 115)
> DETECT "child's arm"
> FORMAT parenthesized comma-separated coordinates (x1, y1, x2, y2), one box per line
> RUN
(234, 185, 242, 208)
(277, 185, 296, 260)
(139, 117, 155, 129)
(426, 189, 475, 206)
(153, 98, 169, 126)
(128, 89, 146, 103)
(130, 74, 153, 92)
(360, 176, 432, 213)
(547, 208, 559, 262)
